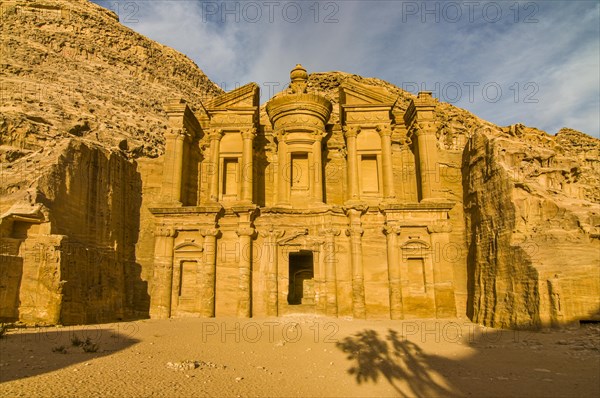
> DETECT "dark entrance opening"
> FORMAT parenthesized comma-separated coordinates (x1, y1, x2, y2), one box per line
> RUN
(288, 251, 314, 305)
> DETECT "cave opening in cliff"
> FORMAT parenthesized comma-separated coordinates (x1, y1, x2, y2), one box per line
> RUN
(287, 251, 314, 305)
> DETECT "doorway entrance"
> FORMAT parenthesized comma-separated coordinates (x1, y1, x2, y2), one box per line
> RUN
(288, 251, 314, 305)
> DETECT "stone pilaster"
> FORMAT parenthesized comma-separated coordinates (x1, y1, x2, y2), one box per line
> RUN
(161, 128, 190, 204)
(236, 226, 255, 317)
(427, 221, 456, 318)
(346, 220, 366, 319)
(200, 228, 219, 317)
(312, 130, 325, 203)
(277, 132, 289, 205)
(260, 227, 285, 316)
(320, 227, 340, 316)
(377, 124, 396, 200)
(208, 129, 223, 202)
(343, 126, 360, 201)
(150, 227, 177, 319)
(404, 92, 442, 201)
(241, 128, 256, 203)
(384, 224, 403, 319)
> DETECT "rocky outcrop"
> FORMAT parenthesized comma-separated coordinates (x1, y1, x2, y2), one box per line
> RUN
(0, 0, 223, 214)
(0, 0, 222, 324)
(463, 127, 600, 328)
(0, 139, 147, 324)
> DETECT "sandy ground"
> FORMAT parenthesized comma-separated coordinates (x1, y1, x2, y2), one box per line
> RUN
(0, 316, 598, 398)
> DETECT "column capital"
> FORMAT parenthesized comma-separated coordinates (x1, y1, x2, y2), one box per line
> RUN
(376, 124, 393, 138)
(236, 227, 256, 237)
(343, 204, 368, 215)
(345, 226, 364, 237)
(276, 129, 288, 141)
(343, 125, 360, 138)
(242, 127, 257, 140)
(155, 227, 178, 238)
(383, 224, 401, 236)
(200, 228, 220, 237)
(313, 129, 326, 141)
(208, 128, 224, 141)
(409, 121, 436, 137)
(166, 127, 190, 140)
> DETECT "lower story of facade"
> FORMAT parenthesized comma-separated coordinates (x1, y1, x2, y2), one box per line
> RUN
(148, 203, 458, 320)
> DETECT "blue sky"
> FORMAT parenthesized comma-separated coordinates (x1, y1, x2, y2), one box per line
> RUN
(92, 0, 600, 137)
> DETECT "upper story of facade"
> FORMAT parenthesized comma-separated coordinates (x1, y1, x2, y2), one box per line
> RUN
(155, 65, 452, 211)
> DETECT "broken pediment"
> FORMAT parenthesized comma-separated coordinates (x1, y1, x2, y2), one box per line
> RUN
(203, 83, 260, 126)
(339, 80, 397, 125)
(339, 80, 397, 106)
(204, 82, 260, 110)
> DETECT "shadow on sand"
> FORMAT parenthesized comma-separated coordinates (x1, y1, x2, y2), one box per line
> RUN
(336, 328, 457, 397)
(0, 323, 140, 383)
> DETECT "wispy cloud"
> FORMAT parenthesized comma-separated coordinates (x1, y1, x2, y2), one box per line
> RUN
(93, 0, 599, 137)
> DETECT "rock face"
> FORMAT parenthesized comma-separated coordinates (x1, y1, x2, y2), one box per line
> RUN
(0, 0, 222, 169)
(0, 0, 598, 327)
(0, 0, 221, 324)
(463, 126, 600, 328)
(0, 141, 146, 324)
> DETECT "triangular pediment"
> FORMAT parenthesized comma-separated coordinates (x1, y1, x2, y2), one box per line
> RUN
(339, 80, 396, 106)
(204, 83, 259, 110)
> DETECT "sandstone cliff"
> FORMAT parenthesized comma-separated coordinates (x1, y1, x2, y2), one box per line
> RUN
(0, 0, 222, 324)
(463, 126, 600, 328)
(1, 0, 598, 327)
(1, 0, 223, 211)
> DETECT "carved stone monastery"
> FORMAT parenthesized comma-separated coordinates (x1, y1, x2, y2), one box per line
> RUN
(148, 65, 458, 320)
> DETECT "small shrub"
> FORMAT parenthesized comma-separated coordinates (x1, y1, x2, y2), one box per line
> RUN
(52, 345, 67, 354)
(71, 334, 83, 347)
(82, 341, 99, 353)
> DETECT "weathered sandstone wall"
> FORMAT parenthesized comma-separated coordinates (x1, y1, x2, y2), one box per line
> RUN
(0, 140, 148, 324)
(463, 128, 600, 328)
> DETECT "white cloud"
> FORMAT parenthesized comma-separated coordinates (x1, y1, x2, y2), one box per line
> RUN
(93, 0, 599, 137)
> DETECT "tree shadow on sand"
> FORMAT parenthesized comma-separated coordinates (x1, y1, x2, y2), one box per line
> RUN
(336, 328, 457, 397)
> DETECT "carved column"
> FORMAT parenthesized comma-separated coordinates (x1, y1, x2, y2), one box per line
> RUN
(150, 227, 177, 319)
(312, 130, 325, 203)
(343, 126, 360, 201)
(236, 227, 255, 317)
(346, 223, 366, 319)
(377, 125, 396, 200)
(277, 132, 289, 205)
(161, 129, 189, 203)
(208, 129, 223, 202)
(320, 228, 340, 316)
(260, 227, 285, 316)
(414, 123, 439, 200)
(384, 224, 403, 319)
(201, 228, 219, 317)
(404, 92, 441, 201)
(427, 221, 456, 317)
(241, 128, 255, 203)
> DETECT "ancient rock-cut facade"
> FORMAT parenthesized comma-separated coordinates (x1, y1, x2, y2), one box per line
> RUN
(146, 65, 458, 319)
